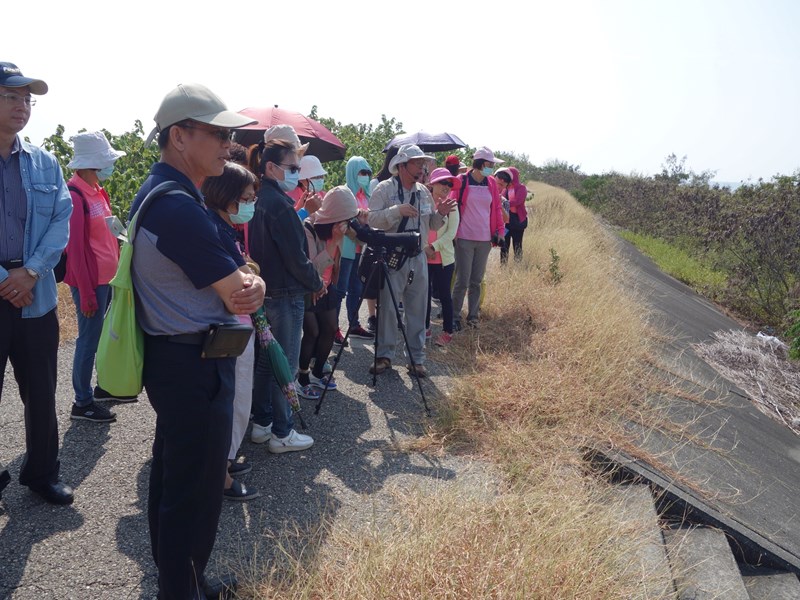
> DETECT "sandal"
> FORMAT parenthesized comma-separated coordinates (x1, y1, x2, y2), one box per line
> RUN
(369, 357, 392, 375)
(223, 479, 260, 502)
(407, 364, 428, 378)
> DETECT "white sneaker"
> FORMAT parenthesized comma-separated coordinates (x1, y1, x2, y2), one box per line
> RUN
(250, 422, 272, 444)
(268, 429, 314, 454)
(309, 372, 337, 390)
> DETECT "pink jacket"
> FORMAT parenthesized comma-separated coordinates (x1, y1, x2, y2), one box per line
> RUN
(456, 172, 505, 242)
(496, 167, 528, 223)
(63, 176, 116, 312)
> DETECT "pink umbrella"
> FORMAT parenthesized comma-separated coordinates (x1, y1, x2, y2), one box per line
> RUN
(234, 106, 346, 162)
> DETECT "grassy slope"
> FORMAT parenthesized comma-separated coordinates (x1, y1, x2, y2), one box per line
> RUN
(241, 182, 671, 599)
(618, 230, 727, 296)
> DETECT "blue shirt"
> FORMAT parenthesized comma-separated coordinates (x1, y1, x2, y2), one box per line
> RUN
(0, 137, 72, 318)
(130, 162, 239, 335)
(0, 137, 26, 262)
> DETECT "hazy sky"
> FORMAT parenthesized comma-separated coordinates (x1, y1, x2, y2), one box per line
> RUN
(7, 0, 799, 182)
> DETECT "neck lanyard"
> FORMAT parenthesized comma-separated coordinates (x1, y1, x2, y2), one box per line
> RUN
(394, 176, 419, 233)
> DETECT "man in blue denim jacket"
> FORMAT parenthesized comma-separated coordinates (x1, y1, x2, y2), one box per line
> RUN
(0, 62, 73, 505)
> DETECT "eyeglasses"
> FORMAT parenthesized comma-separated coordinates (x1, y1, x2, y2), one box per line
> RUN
(178, 123, 233, 142)
(436, 180, 454, 188)
(278, 163, 301, 174)
(0, 93, 36, 107)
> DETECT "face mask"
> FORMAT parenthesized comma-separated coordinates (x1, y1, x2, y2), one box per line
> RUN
(310, 177, 325, 193)
(97, 165, 115, 181)
(278, 169, 300, 192)
(229, 201, 255, 224)
(357, 175, 371, 190)
(482, 166, 494, 177)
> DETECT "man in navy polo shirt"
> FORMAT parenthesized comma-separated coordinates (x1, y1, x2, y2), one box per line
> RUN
(131, 83, 263, 600)
(0, 62, 74, 505)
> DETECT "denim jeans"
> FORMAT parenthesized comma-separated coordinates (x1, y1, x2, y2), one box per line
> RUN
(335, 257, 354, 325)
(251, 294, 305, 438)
(346, 252, 365, 327)
(71, 285, 111, 407)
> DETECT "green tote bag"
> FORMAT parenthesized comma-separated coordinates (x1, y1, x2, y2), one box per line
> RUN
(96, 181, 190, 396)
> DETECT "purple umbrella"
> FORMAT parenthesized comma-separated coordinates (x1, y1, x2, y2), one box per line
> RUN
(383, 131, 467, 153)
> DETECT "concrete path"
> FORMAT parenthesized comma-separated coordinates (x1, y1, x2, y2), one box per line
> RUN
(614, 235, 800, 572)
(0, 322, 494, 599)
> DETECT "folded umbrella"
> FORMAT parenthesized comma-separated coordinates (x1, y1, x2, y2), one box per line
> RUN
(251, 307, 307, 429)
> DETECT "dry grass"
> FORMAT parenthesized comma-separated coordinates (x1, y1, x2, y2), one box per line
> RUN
(57, 282, 78, 342)
(241, 478, 660, 600)
(694, 330, 800, 433)
(238, 182, 677, 599)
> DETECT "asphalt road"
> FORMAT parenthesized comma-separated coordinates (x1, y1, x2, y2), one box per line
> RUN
(0, 315, 493, 599)
(613, 233, 800, 573)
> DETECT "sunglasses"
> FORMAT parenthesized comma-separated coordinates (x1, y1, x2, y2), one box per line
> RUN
(278, 162, 301, 174)
(436, 180, 454, 188)
(179, 123, 233, 142)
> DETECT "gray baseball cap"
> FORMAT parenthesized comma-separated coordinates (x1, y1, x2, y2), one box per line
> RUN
(145, 83, 256, 145)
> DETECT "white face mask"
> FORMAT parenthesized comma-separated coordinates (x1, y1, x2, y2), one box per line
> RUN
(97, 165, 115, 181)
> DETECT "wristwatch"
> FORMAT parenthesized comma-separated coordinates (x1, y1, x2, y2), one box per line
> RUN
(25, 267, 39, 280)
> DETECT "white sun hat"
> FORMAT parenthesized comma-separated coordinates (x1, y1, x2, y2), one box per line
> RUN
(67, 131, 126, 170)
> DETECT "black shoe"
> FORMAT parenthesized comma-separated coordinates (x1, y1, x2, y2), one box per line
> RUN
(367, 315, 377, 333)
(0, 469, 9, 500)
(202, 573, 237, 599)
(29, 480, 74, 505)
(223, 479, 260, 502)
(93, 385, 138, 403)
(227, 459, 252, 476)
(71, 401, 116, 423)
(453, 320, 462, 332)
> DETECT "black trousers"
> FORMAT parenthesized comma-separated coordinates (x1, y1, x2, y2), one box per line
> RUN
(501, 227, 525, 263)
(0, 302, 60, 488)
(143, 334, 235, 600)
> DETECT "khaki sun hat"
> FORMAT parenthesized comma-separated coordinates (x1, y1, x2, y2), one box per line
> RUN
(263, 124, 310, 156)
(388, 144, 435, 176)
(313, 185, 359, 225)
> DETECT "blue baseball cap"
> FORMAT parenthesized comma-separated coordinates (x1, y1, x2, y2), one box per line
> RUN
(0, 62, 48, 95)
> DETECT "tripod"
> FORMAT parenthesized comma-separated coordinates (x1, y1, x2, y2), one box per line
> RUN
(314, 246, 431, 417)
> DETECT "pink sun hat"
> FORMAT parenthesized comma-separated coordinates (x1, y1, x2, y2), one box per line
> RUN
(429, 167, 461, 190)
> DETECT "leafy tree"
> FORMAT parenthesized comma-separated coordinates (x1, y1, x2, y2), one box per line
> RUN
(312, 108, 405, 187)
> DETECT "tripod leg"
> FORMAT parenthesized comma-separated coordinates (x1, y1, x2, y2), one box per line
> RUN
(379, 262, 431, 416)
(316, 256, 382, 414)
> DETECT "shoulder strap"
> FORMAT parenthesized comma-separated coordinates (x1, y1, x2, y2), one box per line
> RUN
(458, 174, 468, 206)
(67, 184, 89, 213)
(303, 219, 318, 241)
(129, 181, 194, 243)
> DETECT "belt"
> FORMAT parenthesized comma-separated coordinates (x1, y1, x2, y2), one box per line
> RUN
(0, 260, 23, 270)
(164, 332, 206, 345)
